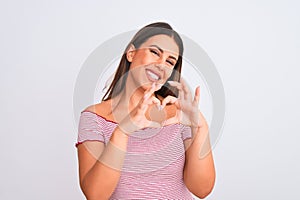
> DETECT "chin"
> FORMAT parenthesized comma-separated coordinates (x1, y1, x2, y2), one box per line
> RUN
(141, 82, 153, 90)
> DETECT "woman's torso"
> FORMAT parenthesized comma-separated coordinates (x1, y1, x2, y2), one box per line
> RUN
(79, 100, 194, 199)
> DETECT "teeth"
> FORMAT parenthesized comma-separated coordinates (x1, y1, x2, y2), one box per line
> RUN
(147, 70, 159, 80)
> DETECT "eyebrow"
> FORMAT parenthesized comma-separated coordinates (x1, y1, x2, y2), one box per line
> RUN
(149, 45, 178, 61)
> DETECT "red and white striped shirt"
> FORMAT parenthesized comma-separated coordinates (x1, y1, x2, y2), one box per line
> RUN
(76, 111, 194, 199)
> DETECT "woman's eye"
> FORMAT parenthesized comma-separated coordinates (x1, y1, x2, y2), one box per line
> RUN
(167, 60, 175, 66)
(150, 49, 159, 56)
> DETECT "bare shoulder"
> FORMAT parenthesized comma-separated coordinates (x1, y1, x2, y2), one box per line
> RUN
(82, 100, 112, 118)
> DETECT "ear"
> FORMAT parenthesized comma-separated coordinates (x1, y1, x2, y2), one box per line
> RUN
(126, 44, 136, 62)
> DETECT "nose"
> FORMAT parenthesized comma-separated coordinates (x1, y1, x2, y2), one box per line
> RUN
(155, 57, 165, 71)
(155, 63, 164, 71)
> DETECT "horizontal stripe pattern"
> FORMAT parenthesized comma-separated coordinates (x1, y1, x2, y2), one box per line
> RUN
(76, 111, 194, 199)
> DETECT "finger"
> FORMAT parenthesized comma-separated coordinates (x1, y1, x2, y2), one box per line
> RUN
(161, 95, 178, 109)
(167, 81, 184, 99)
(180, 78, 192, 100)
(150, 96, 161, 110)
(143, 83, 163, 100)
(154, 82, 163, 91)
(143, 83, 156, 100)
(167, 81, 182, 90)
(138, 87, 155, 114)
(138, 94, 161, 116)
(136, 100, 148, 115)
(193, 86, 200, 105)
(178, 86, 185, 101)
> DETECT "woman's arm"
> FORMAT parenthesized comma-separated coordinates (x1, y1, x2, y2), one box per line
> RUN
(77, 127, 128, 200)
(183, 111, 216, 199)
(77, 83, 162, 199)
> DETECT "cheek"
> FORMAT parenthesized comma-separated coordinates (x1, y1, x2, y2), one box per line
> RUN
(133, 51, 152, 66)
(130, 58, 146, 70)
(165, 68, 174, 79)
(140, 54, 153, 65)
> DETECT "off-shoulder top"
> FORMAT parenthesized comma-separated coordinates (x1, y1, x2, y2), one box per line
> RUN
(76, 110, 194, 199)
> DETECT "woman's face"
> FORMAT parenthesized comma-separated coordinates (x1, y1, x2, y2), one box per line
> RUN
(127, 34, 180, 89)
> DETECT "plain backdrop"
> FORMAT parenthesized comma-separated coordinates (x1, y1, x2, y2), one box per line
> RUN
(1, 0, 299, 199)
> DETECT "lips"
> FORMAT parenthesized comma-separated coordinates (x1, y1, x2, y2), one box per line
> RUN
(145, 69, 161, 81)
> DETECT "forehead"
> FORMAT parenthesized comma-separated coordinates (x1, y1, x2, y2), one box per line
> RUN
(139, 34, 180, 57)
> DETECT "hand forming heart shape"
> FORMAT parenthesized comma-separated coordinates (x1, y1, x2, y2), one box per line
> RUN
(146, 79, 202, 127)
(118, 79, 202, 135)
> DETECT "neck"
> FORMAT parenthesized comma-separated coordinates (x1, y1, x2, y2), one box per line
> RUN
(114, 75, 152, 113)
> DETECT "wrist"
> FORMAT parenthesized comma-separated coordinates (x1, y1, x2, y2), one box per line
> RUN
(99, 141, 126, 171)
(190, 117, 201, 128)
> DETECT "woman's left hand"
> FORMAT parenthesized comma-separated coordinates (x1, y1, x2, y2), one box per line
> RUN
(161, 79, 202, 128)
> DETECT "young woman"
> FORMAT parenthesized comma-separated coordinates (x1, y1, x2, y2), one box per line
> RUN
(76, 22, 215, 199)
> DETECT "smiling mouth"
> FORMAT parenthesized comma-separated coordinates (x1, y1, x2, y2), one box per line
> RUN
(145, 69, 161, 81)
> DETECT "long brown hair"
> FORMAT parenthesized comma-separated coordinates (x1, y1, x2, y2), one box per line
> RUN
(102, 22, 184, 101)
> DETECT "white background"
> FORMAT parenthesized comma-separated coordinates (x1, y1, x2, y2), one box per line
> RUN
(1, 0, 299, 199)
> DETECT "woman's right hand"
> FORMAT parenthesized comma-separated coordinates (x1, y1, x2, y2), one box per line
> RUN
(118, 83, 162, 135)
